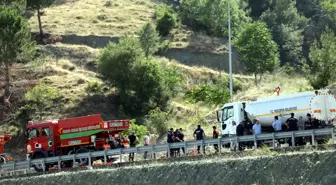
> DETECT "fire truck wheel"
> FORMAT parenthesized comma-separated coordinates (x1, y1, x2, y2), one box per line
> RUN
(32, 153, 49, 172)
(75, 148, 94, 166)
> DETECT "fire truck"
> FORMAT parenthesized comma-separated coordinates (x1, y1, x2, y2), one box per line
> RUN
(0, 134, 13, 164)
(25, 114, 130, 172)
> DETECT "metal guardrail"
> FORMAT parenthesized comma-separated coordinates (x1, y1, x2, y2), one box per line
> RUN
(0, 128, 334, 172)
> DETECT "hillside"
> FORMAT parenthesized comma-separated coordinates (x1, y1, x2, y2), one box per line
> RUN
(4, 0, 334, 157)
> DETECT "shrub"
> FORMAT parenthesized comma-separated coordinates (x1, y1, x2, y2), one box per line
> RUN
(85, 81, 104, 95)
(145, 107, 170, 136)
(155, 4, 178, 36)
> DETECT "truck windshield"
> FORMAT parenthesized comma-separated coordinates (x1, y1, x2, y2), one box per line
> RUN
(222, 106, 234, 121)
(27, 128, 40, 140)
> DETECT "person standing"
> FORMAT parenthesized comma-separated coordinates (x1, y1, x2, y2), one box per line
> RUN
(304, 113, 313, 145)
(167, 128, 175, 157)
(177, 128, 185, 155)
(272, 116, 282, 132)
(252, 119, 262, 147)
(286, 113, 299, 146)
(298, 116, 305, 130)
(193, 125, 205, 154)
(143, 131, 150, 160)
(128, 131, 138, 162)
(212, 126, 220, 153)
(236, 122, 245, 151)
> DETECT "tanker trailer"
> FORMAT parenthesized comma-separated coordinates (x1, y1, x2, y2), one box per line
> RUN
(218, 89, 336, 136)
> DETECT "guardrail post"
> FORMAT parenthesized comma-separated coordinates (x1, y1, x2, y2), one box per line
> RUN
(88, 151, 92, 167)
(184, 142, 187, 157)
(42, 158, 46, 172)
(272, 132, 276, 149)
(201, 140, 204, 154)
(73, 153, 76, 166)
(331, 129, 335, 145)
(151, 145, 155, 160)
(167, 143, 170, 158)
(218, 138, 221, 153)
(312, 129, 315, 146)
(57, 156, 61, 170)
(291, 131, 295, 147)
(27, 158, 31, 169)
(236, 136, 239, 151)
(254, 134, 257, 149)
(119, 148, 122, 162)
(12, 161, 15, 170)
(104, 150, 107, 164)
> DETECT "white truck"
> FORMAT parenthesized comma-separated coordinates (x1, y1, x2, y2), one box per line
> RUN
(217, 89, 336, 137)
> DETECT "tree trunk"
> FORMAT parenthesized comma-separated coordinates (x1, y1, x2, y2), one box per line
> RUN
(254, 73, 258, 86)
(259, 73, 262, 83)
(37, 6, 44, 41)
(4, 62, 10, 97)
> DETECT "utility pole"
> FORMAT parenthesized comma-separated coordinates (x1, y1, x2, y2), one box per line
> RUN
(228, 0, 233, 102)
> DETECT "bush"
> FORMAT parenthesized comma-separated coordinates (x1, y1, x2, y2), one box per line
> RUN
(24, 84, 62, 119)
(145, 107, 170, 136)
(85, 81, 104, 95)
(155, 4, 178, 36)
(98, 36, 170, 115)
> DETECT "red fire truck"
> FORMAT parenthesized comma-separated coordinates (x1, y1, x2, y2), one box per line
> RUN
(0, 134, 13, 164)
(25, 114, 130, 172)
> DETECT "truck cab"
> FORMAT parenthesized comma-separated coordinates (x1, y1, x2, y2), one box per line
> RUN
(218, 102, 247, 137)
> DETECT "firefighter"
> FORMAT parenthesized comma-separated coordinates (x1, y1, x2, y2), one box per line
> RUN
(212, 126, 219, 153)
(193, 125, 205, 154)
(128, 131, 138, 162)
(167, 128, 175, 157)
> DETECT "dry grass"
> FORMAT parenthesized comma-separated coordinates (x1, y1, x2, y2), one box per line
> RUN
(28, 0, 156, 36)
(170, 27, 228, 54)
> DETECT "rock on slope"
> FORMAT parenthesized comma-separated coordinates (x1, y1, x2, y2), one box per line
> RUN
(2, 150, 336, 185)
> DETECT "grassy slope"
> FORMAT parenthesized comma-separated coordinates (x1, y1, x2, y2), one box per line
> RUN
(3, 0, 312, 141)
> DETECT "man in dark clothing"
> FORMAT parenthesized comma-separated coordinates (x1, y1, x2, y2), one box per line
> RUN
(174, 129, 182, 156)
(194, 125, 205, 154)
(236, 122, 245, 151)
(286, 113, 298, 146)
(212, 126, 220, 153)
(167, 128, 175, 157)
(304, 113, 315, 145)
(128, 131, 138, 162)
(177, 128, 185, 155)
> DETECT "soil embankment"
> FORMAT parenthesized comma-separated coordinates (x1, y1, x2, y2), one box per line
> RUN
(1, 150, 336, 185)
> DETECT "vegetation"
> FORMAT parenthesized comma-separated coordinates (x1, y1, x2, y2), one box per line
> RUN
(27, 0, 57, 38)
(0, 7, 35, 96)
(155, 4, 178, 36)
(138, 22, 160, 58)
(234, 21, 279, 85)
(308, 28, 336, 89)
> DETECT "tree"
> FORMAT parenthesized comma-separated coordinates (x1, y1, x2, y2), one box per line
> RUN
(234, 21, 279, 85)
(0, 7, 35, 96)
(261, 0, 308, 66)
(27, 0, 56, 38)
(185, 83, 230, 106)
(155, 4, 178, 36)
(98, 36, 170, 115)
(139, 22, 160, 59)
(308, 28, 336, 89)
(178, 0, 250, 37)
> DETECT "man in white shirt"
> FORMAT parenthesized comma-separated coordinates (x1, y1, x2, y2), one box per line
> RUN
(143, 131, 150, 160)
(272, 116, 282, 132)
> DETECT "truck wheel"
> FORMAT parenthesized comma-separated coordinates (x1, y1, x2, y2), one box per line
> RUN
(75, 148, 95, 166)
(32, 153, 49, 172)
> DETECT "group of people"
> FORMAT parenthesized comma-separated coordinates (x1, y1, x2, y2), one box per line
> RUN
(167, 128, 185, 157)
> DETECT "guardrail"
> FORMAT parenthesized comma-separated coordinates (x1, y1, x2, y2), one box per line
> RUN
(0, 128, 334, 172)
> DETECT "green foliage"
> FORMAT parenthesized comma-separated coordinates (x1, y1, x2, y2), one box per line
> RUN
(155, 4, 178, 36)
(308, 28, 336, 89)
(234, 21, 279, 85)
(161, 64, 184, 97)
(260, 0, 308, 66)
(0, 7, 36, 95)
(0, 0, 26, 13)
(98, 36, 171, 115)
(85, 81, 104, 95)
(178, 0, 250, 37)
(24, 84, 62, 119)
(145, 107, 170, 136)
(185, 83, 230, 106)
(121, 119, 147, 142)
(139, 22, 160, 58)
